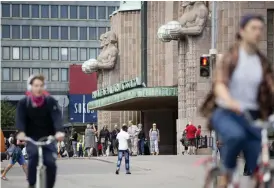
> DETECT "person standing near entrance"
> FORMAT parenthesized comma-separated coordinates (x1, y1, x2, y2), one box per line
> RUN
(185, 121, 197, 155)
(149, 123, 160, 155)
(127, 121, 139, 156)
(70, 128, 78, 157)
(138, 124, 146, 155)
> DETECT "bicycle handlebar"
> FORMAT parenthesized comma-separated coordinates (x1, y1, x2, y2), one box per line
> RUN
(22, 136, 56, 146)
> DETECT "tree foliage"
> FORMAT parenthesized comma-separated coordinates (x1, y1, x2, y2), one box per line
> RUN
(1, 99, 16, 129)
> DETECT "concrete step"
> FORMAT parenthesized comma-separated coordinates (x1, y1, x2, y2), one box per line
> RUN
(196, 148, 212, 155)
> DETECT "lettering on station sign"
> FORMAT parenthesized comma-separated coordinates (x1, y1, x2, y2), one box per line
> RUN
(92, 77, 143, 99)
(88, 87, 178, 109)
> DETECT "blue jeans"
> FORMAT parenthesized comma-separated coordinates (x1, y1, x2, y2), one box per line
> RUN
(26, 142, 57, 188)
(116, 150, 130, 172)
(138, 139, 145, 154)
(211, 108, 261, 173)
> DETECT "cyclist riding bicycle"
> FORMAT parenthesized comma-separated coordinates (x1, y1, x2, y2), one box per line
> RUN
(200, 14, 274, 186)
(16, 74, 64, 188)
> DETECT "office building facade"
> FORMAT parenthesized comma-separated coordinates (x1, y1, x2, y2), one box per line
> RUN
(1, 1, 119, 104)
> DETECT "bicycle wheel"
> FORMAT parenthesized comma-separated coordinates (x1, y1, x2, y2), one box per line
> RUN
(204, 167, 222, 188)
(36, 165, 47, 188)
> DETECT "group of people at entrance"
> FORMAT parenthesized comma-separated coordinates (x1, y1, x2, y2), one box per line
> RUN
(62, 121, 161, 157)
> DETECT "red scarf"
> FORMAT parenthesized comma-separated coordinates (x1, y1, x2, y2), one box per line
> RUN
(25, 91, 50, 107)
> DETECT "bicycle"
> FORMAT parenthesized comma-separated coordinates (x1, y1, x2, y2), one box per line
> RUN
(196, 111, 274, 188)
(20, 135, 56, 188)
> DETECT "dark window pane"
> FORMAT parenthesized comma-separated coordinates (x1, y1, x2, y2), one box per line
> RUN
(51, 5, 58, 18)
(2, 4, 10, 17)
(70, 48, 77, 61)
(2, 47, 10, 60)
(32, 26, 40, 39)
(60, 5, 68, 18)
(51, 26, 59, 39)
(70, 27, 78, 40)
(12, 4, 20, 17)
(107, 27, 111, 31)
(41, 26, 49, 39)
(80, 27, 87, 40)
(89, 6, 96, 19)
(108, 6, 115, 18)
(41, 5, 49, 18)
(31, 5, 39, 18)
(70, 5, 78, 19)
(79, 6, 87, 19)
(22, 4, 29, 17)
(12, 25, 20, 39)
(2, 25, 10, 38)
(98, 6, 106, 19)
(22, 25, 30, 39)
(88, 27, 97, 40)
(80, 48, 87, 61)
(61, 26, 68, 40)
(98, 27, 106, 40)
(89, 27, 96, 40)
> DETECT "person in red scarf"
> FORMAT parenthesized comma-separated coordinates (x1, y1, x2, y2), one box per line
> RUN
(185, 121, 197, 155)
(16, 74, 64, 188)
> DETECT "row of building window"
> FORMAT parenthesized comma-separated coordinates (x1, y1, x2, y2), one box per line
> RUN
(2, 4, 118, 20)
(2, 25, 111, 40)
(2, 46, 100, 61)
(2, 67, 68, 82)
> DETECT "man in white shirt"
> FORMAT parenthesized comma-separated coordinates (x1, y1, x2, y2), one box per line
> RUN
(115, 125, 131, 175)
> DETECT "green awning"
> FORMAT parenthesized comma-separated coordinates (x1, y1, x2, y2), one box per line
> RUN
(87, 87, 178, 111)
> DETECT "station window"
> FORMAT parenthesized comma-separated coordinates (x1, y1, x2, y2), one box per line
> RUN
(32, 47, 40, 60)
(31, 5, 39, 18)
(2, 68, 10, 81)
(41, 68, 49, 81)
(12, 4, 20, 17)
(12, 68, 20, 81)
(98, 27, 106, 40)
(80, 48, 87, 61)
(32, 68, 40, 75)
(51, 47, 59, 60)
(12, 25, 20, 39)
(22, 47, 30, 60)
(22, 25, 30, 39)
(41, 5, 49, 18)
(108, 6, 115, 18)
(70, 5, 78, 19)
(22, 4, 30, 18)
(22, 68, 30, 81)
(41, 47, 49, 60)
(2, 4, 10, 17)
(51, 5, 59, 18)
(51, 68, 59, 81)
(32, 26, 40, 39)
(79, 27, 87, 40)
(12, 47, 20, 60)
(61, 26, 68, 40)
(61, 48, 68, 61)
(60, 5, 68, 19)
(89, 27, 97, 40)
(98, 6, 106, 19)
(61, 68, 68, 81)
(70, 27, 78, 40)
(89, 48, 97, 59)
(70, 48, 78, 61)
(2, 47, 10, 60)
(41, 26, 49, 39)
(2, 25, 10, 39)
(51, 26, 59, 39)
(79, 6, 87, 19)
(89, 6, 96, 19)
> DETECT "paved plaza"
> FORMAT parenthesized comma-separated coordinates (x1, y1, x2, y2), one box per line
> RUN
(1, 155, 272, 188)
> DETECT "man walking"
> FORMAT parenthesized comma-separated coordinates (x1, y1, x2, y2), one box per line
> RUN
(115, 125, 131, 175)
(70, 129, 78, 157)
(127, 121, 139, 156)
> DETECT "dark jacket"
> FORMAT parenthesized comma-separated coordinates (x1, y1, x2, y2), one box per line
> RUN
(138, 129, 146, 140)
(200, 43, 274, 129)
(16, 96, 63, 140)
(111, 129, 119, 141)
(99, 128, 110, 142)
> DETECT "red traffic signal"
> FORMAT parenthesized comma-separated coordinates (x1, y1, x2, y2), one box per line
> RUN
(200, 56, 210, 77)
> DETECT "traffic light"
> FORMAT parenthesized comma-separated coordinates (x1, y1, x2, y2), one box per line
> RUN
(200, 56, 210, 77)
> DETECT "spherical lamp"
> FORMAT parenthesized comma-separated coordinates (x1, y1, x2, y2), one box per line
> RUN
(82, 58, 97, 74)
(157, 25, 171, 42)
(165, 21, 181, 39)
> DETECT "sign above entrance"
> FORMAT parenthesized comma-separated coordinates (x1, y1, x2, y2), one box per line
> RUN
(88, 87, 178, 110)
(92, 77, 143, 99)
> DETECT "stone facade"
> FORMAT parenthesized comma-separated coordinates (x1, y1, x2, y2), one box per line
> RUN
(94, 1, 274, 154)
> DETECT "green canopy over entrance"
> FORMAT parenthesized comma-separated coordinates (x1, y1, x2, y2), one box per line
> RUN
(87, 87, 178, 111)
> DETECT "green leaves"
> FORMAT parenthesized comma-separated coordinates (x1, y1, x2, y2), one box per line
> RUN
(1, 98, 16, 129)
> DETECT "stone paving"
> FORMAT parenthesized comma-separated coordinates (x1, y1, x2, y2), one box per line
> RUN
(1, 155, 272, 188)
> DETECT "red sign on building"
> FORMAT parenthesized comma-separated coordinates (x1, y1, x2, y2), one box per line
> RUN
(69, 65, 97, 94)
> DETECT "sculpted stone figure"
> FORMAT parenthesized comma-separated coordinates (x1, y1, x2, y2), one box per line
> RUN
(82, 31, 118, 73)
(157, 1, 208, 41)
